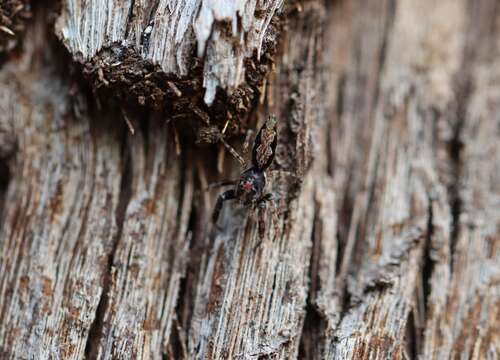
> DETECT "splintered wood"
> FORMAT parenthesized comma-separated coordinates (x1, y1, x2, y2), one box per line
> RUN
(55, 0, 284, 104)
(0, 0, 31, 55)
(187, 6, 324, 358)
(307, 0, 499, 359)
(89, 121, 194, 359)
(0, 64, 123, 358)
(0, 0, 499, 359)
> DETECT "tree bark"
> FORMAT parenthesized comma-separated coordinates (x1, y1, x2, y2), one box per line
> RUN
(0, 0, 31, 58)
(0, 1, 499, 360)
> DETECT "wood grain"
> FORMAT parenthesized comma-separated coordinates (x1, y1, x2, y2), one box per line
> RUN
(0, 0, 498, 359)
(0, 51, 124, 359)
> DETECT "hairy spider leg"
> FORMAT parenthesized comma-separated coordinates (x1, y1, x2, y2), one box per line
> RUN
(257, 193, 274, 239)
(205, 180, 235, 191)
(219, 137, 246, 166)
(268, 169, 301, 181)
(212, 189, 237, 223)
(242, 129, 254, 155)
(257, 193, 274, 205)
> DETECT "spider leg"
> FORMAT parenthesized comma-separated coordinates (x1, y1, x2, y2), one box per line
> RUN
(219, 137, 246, 167)
(268, 169, 301, 181)
(205, 180, 235, 191)
(258, 193, 274, 204)
(212, 189, 236, 224)
(242, 129, 254, 155)
(256, 193, 274, 239)
(257, 205, 267, 240)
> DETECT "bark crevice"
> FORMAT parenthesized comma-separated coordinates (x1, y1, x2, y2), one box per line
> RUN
(421, 196, 434, 324)
(0, 158, 10, 226)
(447, 77, 470, 271)
(84, 127, 131, 359)
(298, 203, 327, 360)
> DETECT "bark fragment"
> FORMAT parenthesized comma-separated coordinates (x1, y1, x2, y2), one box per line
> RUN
(55, 0, 284, 134)
(0, 0, 31, 58)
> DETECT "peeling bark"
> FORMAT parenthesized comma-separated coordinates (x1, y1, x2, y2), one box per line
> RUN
(55, 0, 284, 132)
(56, 0, 282, 105)
(0, 0, 31, 58)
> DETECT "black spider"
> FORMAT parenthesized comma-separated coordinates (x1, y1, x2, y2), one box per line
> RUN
(211, 116, 278, 237)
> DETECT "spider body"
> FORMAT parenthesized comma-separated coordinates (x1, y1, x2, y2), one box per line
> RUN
(235, 168, 266, 205)
(211, 116, 278, 235)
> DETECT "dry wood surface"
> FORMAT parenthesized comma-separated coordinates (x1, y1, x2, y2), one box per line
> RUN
(0, 0, 498, 359)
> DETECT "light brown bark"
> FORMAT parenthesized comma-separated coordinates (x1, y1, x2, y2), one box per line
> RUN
(0, 1, 498, 359)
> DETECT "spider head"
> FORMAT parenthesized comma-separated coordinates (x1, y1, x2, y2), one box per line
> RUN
(236, 168, 266, 205)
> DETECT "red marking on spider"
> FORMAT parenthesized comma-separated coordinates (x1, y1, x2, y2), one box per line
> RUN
(242, 181, 253, 192)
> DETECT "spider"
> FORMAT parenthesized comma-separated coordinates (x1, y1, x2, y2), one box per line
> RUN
(211, 115, 278, 238)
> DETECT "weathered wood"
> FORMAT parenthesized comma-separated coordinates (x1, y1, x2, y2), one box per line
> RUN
(300, 0, 394, 355)
(0, 2, 326, 359)
(0, 0, 499, 359)
(89, 120, 194, 359)
(185, 5, 326, 358)
(423, 1, 500, 358)
(302, 0, 499, 359)
(327, 0, 465, 357)
(0, 43, 124, 359)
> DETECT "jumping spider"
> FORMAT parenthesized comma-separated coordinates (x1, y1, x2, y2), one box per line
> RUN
(211, 115, 278, 238)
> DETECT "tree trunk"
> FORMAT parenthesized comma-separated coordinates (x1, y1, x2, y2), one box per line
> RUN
(0, 1, 498, 359)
